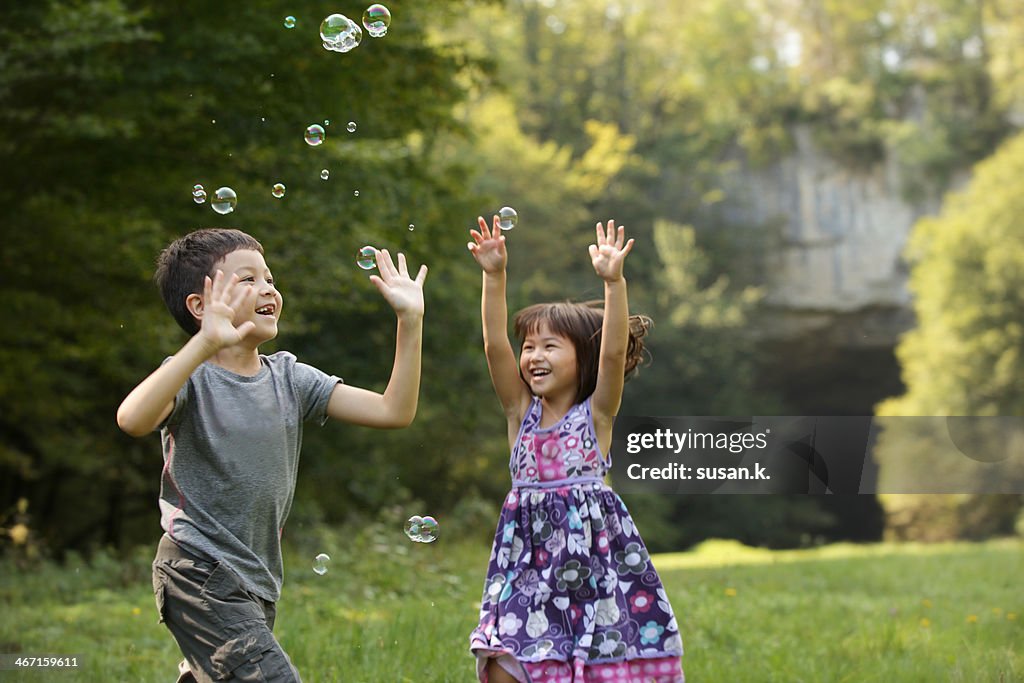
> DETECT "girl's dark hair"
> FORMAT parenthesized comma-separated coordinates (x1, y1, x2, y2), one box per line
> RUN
(512, 300, 652, 405)
(154, 228, 264, 334)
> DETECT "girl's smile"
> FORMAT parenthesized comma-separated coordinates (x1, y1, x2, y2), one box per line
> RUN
(520, 323, 577, 399)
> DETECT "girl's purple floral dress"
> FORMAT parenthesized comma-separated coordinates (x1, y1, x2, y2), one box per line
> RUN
(470, 397, 684, 683)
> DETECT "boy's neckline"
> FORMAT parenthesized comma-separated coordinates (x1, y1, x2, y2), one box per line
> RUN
(205, 354, 267, 379)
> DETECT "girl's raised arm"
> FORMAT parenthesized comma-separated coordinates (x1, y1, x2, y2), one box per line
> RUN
(589, 220, 634, 438)
(468, 215, 531, 424)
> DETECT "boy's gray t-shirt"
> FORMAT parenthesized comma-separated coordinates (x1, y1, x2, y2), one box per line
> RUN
(157, 351, 340, 602)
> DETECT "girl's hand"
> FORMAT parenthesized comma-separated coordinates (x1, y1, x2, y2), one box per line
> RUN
(467, 215, 508, 274)
(589, 219, 634, 282)
(369, 249, 428, 318)
(197, 270, 259, 349)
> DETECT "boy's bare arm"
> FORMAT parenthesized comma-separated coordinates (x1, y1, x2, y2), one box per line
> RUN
(116, 333, 219, 436)
(117, 270, 257, 437)
(326, 249, 427, 428)
(325, 310, 423, 428)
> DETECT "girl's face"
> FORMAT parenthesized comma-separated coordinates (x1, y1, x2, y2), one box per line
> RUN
(520, 322, 578, 400)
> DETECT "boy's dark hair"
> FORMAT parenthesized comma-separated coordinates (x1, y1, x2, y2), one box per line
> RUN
(512, 300, 652, 405)
(154, 228, 264, 335)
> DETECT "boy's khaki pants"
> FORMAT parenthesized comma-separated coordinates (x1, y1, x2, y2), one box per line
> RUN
(152, 535, 301, 683)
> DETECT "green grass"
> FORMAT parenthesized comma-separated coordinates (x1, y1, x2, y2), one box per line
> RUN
(1, 537, 1021, 682)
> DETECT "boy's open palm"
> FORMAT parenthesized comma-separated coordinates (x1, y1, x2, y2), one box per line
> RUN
(467, 215, 507, 273)
(369, 249, 428, 316)
(198, 270, 258, 348)
(589, 220, 634, 282)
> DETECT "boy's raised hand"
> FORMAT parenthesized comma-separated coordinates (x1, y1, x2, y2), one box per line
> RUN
(467, 215, 507, 273)
(369, 249, 428, 317)
(589, 219, 634, 282)
(198, 270, 259, 349)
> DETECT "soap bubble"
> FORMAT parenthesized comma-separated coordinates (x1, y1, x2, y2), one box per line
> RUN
(417, 516, 439, 543)
(347, 121, 357, 133)
(283, 16, 296, 29)
(211, 187, 237, 214)
(272, 183, 286, 199)
(324, 119, 330, 126)
(313, 553, 330, 575)
(353, 190, 360, 197)
(192, 184, 206, 204)
(408, 224, 415, 231)
(304, 124, 326, 146)
(498, 206, 518, 230)
(321, 169, 330, 180)
(362, 4, 392, 38)
(405, 515, 439, 543)
(404, 515, 423, 540)
(320, 14, 362, 53)
(356, 245, 377, 270)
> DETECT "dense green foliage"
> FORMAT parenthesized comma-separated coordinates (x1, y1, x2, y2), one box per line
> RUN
(0, 0, 496, 552)
(2, 0, 1023, 555)
(875, 130, 1024, 540)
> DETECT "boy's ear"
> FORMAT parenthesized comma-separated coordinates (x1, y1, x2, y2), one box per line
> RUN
(185, 293, 204, 325)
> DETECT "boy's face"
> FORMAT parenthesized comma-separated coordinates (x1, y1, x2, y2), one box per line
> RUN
(212, 249, 283, 343)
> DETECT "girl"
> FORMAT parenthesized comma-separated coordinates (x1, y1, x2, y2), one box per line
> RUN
(467, 216, 684, 683)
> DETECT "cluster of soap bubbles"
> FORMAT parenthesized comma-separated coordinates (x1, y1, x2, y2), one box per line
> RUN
(312, 552, 330, 575)
(193, 6, 439, 246)
(405, 515, 439, 543)
(320, 5, 392, 53)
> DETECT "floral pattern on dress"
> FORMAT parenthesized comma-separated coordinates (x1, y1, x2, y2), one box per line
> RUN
(471, 397, 684, 682)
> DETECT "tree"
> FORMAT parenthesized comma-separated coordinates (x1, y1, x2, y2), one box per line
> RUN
(875, 130, 1024, 540)
(0, 0, 490, 553)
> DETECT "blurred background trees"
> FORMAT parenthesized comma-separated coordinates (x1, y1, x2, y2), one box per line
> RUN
(2, 0, 1022, 557)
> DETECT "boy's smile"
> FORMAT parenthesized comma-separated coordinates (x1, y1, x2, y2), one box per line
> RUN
(216, 249, 283, 341)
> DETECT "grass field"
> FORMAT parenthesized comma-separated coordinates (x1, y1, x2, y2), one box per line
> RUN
(0, 535, 1020, 682)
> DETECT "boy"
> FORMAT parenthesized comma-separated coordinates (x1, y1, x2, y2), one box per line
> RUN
(117, 228, 428, 682)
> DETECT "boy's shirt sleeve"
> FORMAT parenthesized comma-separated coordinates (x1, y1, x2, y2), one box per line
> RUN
(291, 358, 342, 426)
(155, 355, 192, 431)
